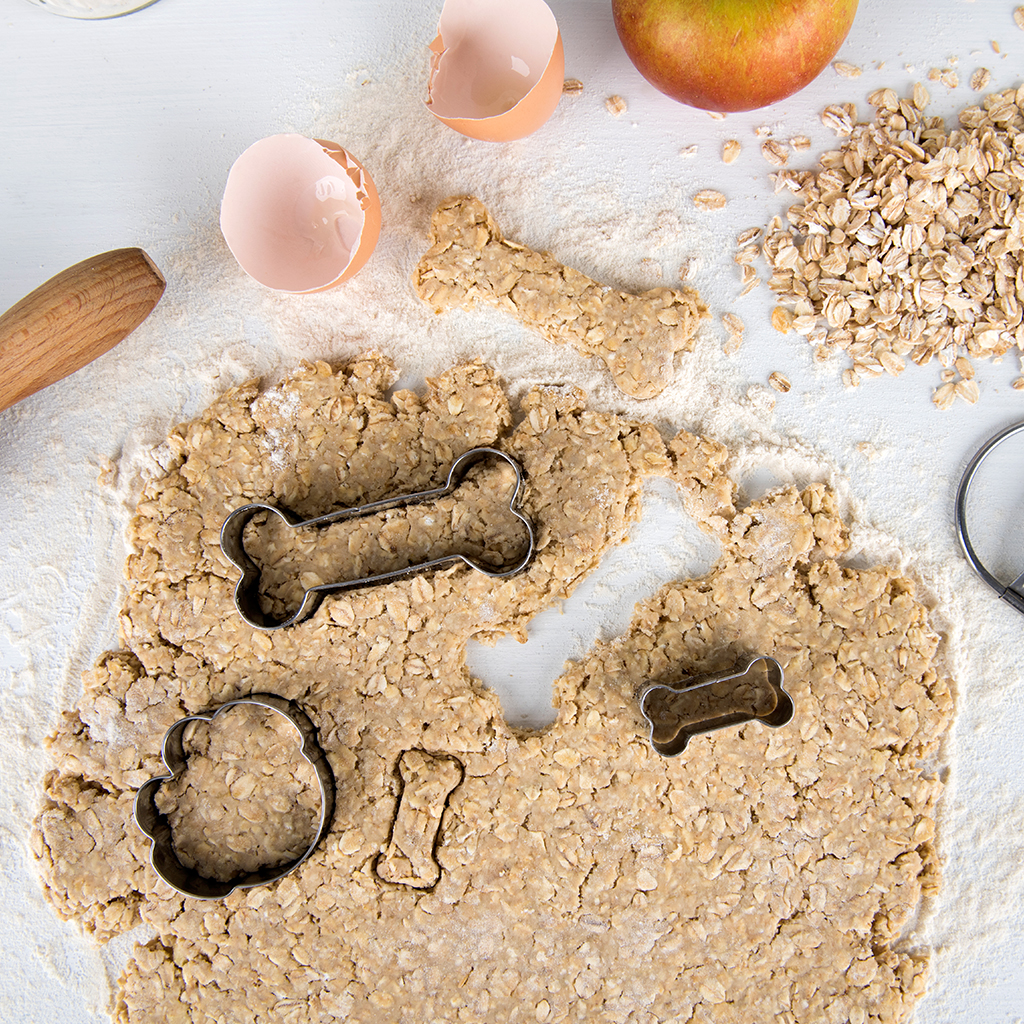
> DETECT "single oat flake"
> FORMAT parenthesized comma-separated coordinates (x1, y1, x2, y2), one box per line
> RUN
(771, 307, 795, 333)
(970, 68, 992, 91)
(722, 312, 744, 355)
(768, 371, 792, 392)
(562, 78, 583, 95)
(761, 139, 789, 166)
(605, 94, 627, 116)
(693, 189, 727, 210)
(722, 139, 741, 163)
(832, 60, 862, 78)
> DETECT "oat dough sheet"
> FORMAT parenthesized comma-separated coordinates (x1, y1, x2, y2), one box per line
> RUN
(33, 356, 952, 1024)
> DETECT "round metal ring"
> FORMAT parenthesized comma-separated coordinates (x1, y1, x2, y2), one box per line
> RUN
(955, 420, 1024, 617)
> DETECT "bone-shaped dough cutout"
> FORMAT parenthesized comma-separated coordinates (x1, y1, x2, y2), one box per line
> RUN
(413, 196, 709, 400)
(375, 750, 463, 889)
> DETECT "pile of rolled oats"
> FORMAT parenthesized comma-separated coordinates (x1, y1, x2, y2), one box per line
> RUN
(32, 356, 952, 1024)
(759, 84, 1024, 408)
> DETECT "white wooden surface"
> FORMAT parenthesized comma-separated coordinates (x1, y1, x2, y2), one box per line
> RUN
(2, 0, 1023, 1021)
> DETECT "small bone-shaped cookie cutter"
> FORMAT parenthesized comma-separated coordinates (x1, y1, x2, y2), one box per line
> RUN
(640, 656, 794, 757)
(134, 693, 336, 900)
(220, 446, 535, 630)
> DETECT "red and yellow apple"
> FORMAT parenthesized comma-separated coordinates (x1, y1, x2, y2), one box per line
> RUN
(611, 0, 860, 112)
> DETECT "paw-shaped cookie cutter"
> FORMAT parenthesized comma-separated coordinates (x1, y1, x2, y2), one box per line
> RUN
(220, 446, 536, 630)
(640, 656, 794, 757)
(134, 693, 336, 900)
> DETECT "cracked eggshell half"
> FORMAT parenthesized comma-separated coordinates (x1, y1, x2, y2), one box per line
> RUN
(426, 0, 565, 142)
(220, 134, 382, 293)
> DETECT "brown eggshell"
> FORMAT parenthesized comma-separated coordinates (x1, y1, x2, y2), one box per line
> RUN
(220, 134, 381, 293)
(426, 0, 565, 142)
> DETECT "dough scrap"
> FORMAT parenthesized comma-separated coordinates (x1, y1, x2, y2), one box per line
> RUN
(413, 196, 709, 400)
(32, 355, 952, 1024)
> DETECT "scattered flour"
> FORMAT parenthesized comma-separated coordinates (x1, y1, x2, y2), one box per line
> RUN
(3, 13, 1024, 1024)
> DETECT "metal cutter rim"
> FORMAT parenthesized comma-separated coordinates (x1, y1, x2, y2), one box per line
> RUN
(955, 420, 1024, 617)
(133, 693, 336, 900)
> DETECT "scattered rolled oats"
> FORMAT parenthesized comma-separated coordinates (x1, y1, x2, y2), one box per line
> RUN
(707, 109, 727, 120)
(679, 144, 698, 158)
(1015, 6, 1024, 30)
(722, 138, 741, 163)
(605, 94, 627, 116)
(832, 60, 862, 78)
(32, 356, 953, 1024)
(413, 197, 708, 399)
(562, 78, 583, 95)
(768, 371, 791, 392)
(970, 68, 991, 91)
(790, 135, 812, 151)
(693, 188, 727, 210)
(1012, 376, 1024, 389)
(761, 83, 1024, 408)
(940, 69, 960, 90)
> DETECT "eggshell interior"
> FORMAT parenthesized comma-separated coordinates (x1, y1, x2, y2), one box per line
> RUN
(426, 0, 564, 142)
(220, 134, 381, 293)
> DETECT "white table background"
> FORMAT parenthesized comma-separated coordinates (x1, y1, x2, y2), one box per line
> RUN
(2, 0, 1024, 1021)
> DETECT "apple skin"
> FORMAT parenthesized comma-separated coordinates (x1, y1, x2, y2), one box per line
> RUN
(612, 0, 860, 112)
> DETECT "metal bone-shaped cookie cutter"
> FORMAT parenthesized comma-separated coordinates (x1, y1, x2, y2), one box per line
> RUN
(220, 446, 535, 630)
(640, 656, 794, 757)
(955, 420, 1024, 617)
(134, 693, 336, 900)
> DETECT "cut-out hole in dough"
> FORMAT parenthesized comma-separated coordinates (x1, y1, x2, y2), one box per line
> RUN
(466, 478, 722, 729)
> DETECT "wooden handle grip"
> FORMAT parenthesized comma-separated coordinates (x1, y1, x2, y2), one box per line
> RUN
(0, 247, 165, 413)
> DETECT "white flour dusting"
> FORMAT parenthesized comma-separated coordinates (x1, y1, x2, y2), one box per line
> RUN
(3, 16, 1024, 1024)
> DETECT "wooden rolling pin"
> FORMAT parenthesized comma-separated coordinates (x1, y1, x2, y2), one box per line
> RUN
(0, 247, 165, 413)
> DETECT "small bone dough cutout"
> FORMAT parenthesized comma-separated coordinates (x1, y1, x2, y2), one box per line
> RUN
(412, 196, 709, 399)
(375, 750, 463, 889)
